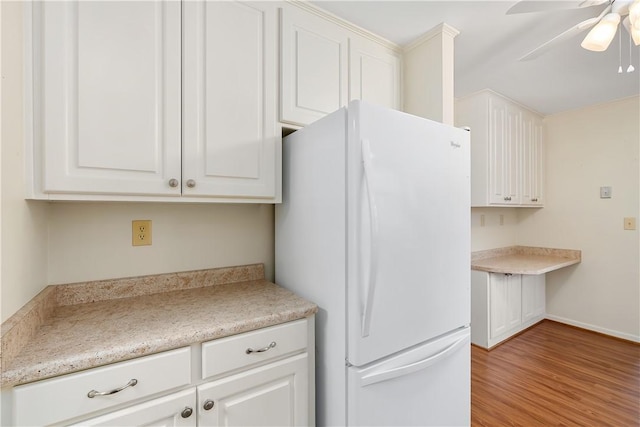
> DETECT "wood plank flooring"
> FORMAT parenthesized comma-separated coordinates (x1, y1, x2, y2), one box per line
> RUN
(472, 320, 640, 426)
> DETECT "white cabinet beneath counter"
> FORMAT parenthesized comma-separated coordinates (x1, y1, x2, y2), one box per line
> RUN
(455, 89, 544, 207)
(11, 318, 314, 426)
(471, 271, 545, 349)
(25, 0, 280, 203)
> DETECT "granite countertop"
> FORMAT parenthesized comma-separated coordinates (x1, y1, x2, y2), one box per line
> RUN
(471, 246, 581, 275)
(0, 264, 317, 388)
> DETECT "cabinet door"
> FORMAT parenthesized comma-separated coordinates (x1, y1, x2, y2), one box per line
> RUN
(36, 1, 182, 196)
(522, 274, 545, 324)
(197, 353, 308, 427)
(489, 273, 521, 338)
(72, 389, 196, 427)
(349, 35, 401, 110)
(488, 96, 520, 205)
(182, 1, 279, 200)
(280, 5, 349, 126)
(521, 111, 544, 206)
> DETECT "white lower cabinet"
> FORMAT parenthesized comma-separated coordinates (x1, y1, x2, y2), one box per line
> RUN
(471, 271, 545, 349)
(73, 389, 197, 427)
(10, 318, 314, 426)
(489, 273, 522, 339)
(198, 353, 308, 426)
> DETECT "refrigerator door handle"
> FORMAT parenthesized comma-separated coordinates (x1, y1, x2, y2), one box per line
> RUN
(359, 333, 469, 387)
(361, 139, 379, 338)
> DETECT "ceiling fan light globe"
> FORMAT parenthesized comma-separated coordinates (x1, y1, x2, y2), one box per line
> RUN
(629, 0, 640, 27)
(581, 12, 621, 51)
(632, 22, 640, 45)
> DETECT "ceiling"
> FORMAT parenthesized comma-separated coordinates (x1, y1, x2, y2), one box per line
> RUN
(310, 0, 640, 116)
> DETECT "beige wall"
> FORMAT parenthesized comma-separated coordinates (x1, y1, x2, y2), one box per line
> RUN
(1, 1, 49, 323)
(518, 96, 639, 341)
(470, 207, 519, 252)
(1, 2, 275, 322)
(47, 203, 275, 285)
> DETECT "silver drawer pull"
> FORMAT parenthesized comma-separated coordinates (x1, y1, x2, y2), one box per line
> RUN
(246, 341, 276, 354)
(87, 379, 138, 398)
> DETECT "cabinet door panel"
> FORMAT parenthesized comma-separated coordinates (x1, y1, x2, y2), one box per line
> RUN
(489, 274, 521, 338)
(72, 389, 196, 427)
(349, 36, 401, 110)
(182, 1, 278, 199)
(522, 274, 545, 323)
(280, 5, 349, 126)
(521, 111, 544, 206)
(488, 96, 520, 205)
(38, 1, 181, 195)
(198, 354, 308, 427)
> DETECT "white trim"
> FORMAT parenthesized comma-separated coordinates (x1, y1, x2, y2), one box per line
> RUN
(403, 22, 460, 53)
(23, 0, 36, 199)
(455, 88, 545, 117)
(285, 0, 401, 51)
(545, 314, 640, 343)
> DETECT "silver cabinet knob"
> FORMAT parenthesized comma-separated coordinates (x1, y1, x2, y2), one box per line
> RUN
(181, 407, 193, 418)
(203, 399, 215, 411)
(168, 179, 179, 188)
(186, 179, 196, 188)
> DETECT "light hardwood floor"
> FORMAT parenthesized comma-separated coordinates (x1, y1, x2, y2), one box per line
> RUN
(472, 320, 640, 426)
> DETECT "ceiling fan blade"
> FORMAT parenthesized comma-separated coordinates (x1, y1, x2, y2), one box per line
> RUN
(518, 5, 612, 60)
(578, 0, 611, 8)
(507, 1, 584, 15)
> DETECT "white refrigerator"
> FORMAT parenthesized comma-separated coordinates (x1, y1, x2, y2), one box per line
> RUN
(275, 101, 470, 426)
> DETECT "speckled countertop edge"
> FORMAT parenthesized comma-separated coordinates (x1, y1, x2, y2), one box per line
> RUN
(471, 246, 582, 275)
(1, 265, 317, 388)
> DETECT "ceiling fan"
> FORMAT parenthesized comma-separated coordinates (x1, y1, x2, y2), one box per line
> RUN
(509, 0, 640, 61)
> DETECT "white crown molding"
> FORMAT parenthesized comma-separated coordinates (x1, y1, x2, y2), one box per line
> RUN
(403, 22, 460, 53)
(285, 0, 402, 52)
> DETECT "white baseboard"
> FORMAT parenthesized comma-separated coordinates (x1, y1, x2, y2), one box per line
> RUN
(545, 314, 640, 343)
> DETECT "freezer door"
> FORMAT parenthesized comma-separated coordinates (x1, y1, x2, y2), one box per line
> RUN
(346, 101, 470, 366)
(347, 327, 470, 426)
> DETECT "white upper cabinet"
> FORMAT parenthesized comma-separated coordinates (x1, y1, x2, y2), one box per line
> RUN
(182, 1, 278, 199)
(520, 109, 544, 206)
(488, 95, 521, 205)
(349, 35, 402, 110)
(32, 1, 182, 197)
(455, 90, 544, 207)
(280, 3, 402, 127)
(27, 0, 280, 202)
(280, 4, 349, 127)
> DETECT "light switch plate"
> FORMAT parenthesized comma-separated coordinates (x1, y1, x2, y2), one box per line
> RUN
(600, 186, 612, 198)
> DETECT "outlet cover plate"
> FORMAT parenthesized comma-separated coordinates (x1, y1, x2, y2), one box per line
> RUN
(132, 220, 152, 246)
(624, 217, 636, 231)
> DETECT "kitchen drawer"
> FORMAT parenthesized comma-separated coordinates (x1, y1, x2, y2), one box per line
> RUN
(13, 347, 191, 426)
(202, 319, 308, 379)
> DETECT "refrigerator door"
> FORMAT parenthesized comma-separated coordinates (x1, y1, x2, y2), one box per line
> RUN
(347, 327, 470, 426)
(346, 101, 470, 367)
